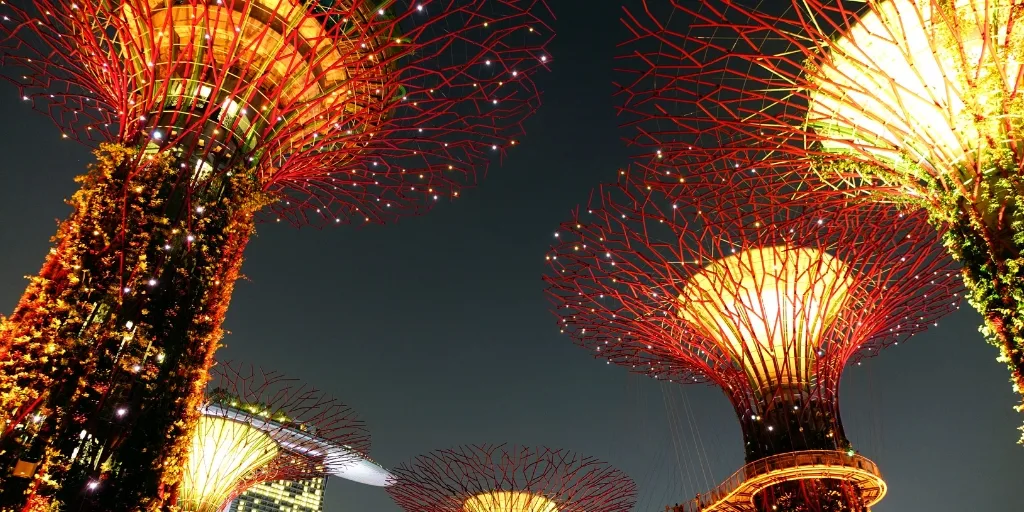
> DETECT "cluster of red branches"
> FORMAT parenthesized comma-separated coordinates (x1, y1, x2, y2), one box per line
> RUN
(387, 444, 637, 512)
(174, 360, 372, 508)
(544, 168, 962, 407)
(0, 0, 554, 226)
(610, 0, 1024, 434)
(204, 360, 371, 469)
(614, 0, 1015, 187)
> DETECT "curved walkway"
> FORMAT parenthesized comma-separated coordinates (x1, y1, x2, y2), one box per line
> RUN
(670, 450, 886, 512)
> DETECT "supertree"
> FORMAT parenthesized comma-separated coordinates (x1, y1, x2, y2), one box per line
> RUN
(0, 0, 552, 508)
(615, 0, 1024, 437)
(543, 169, 962, 511)
(387, 444, 637, 512)
(182, 361, 383, 512)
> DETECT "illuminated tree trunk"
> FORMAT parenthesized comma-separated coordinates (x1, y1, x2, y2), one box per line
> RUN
(737, 394, 861, 512)
(735, 394, 849, 462)
(0, 144, 268, 511)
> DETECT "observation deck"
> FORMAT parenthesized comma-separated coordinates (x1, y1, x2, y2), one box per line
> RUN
(201, 404, 393, 487)
(668, 450, 886, 512)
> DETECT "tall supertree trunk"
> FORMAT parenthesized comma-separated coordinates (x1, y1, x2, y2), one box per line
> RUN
(0, 144, 270, 511)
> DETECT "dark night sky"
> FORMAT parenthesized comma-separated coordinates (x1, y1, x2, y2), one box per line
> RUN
(1, 0, 1022, 510)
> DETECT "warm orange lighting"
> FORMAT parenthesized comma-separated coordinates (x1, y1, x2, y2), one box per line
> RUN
(117, 0, 388, 149)
(463, 491, 559, 512)
(677, 246, 853, 392)
(807, 0, 1018, 177)
(179, 416, 279, 512)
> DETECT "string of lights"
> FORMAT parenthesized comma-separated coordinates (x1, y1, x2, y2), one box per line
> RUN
(387, 444, 637, 512)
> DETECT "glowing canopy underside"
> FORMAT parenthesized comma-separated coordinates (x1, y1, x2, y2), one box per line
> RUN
(808, 0, 1019, 174)
(677, 246, 853, 392)
(463, 491, 560, 512)
(182, 416, 280, 512)
(116, 0, 385, 157)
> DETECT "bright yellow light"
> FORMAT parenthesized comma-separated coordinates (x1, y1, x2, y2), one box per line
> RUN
(179, 416, 279, 512)
(677, 246, 853, 392)
(463, 491, 559, 512)
(115, 0, 390, 152)
(807, 0, 1018, 178)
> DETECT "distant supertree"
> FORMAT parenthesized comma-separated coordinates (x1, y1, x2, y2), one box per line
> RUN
(182, 361, 371, 512)
(0, 0, 552, 509)
(616, 0, 1024, 436)
(544, 170, 962, 511)
(387, 444, 637, 512)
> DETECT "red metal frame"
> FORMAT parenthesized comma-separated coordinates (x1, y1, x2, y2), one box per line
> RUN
(544, 170, 961, 421)
(609, 0, 1024, 448)
(387, 444, 637, 512)
(198, 360, 371, 504)
(0, 0, 554, 227)
(614, 0, 1017, 204)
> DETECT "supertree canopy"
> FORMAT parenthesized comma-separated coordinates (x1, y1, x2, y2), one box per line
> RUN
(544, 170, 962, 512)
(183, 361, 372, 512)
(386, 444, 637, 512)
(615, 0, 1024, 437)
(0, 0, 552, 509)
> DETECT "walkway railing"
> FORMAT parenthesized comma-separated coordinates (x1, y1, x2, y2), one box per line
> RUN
(666, 450, 883, 512)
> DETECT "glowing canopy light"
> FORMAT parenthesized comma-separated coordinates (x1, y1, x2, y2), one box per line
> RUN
(677, 246, 853, 393)
(612, 0, 1024, 448)
(117, 0, 387, 156)
(180, 417, 279, 512)
(807, 0, 1020, 176)
(176, 362, 374, 511)
(464, 491, 559, 512)
(543, 176, 959, 429)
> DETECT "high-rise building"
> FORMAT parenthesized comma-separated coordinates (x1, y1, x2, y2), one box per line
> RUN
(226, 478, 327, 512)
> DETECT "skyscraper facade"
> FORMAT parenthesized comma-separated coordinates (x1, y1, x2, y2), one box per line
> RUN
(226, 478, 327, 512)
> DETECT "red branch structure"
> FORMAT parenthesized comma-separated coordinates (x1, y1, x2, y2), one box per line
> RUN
(614, 0, 1024, 437)
(544, 170, 962, 512)
(182, 361, 370, 512)
(387, 444, 637, 512)
(2, 0, 554, 225)
(0, 1, 553, 509)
